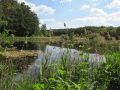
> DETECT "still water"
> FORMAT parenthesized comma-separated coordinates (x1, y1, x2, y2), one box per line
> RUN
(21, 45, 106, 80)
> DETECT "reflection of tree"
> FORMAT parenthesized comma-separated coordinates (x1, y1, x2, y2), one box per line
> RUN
(11, 57, 37, 73)
(13, 41, 39, 50)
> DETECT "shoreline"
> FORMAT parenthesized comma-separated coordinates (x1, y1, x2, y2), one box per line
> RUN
(5, 50, 40, 59)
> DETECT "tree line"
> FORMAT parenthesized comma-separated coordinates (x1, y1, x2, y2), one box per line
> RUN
(51, 26, 120, 40)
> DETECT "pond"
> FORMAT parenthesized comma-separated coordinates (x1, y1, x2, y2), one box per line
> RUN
(11, 42, 106, 81)
(0, 41, 106, 81)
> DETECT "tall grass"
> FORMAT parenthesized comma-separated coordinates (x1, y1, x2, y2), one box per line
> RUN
(0, 59, 16, 90)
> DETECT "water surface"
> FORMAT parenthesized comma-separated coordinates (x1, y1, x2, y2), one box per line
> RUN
(26, 45, 106, 80)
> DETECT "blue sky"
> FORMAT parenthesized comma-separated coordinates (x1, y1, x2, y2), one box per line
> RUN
(17, 0, 120, 29)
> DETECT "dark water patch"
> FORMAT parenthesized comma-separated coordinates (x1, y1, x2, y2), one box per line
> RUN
(13, 41, 51, 51)
(13, 41, 39, 50)
(0, 56, 37, 73)
(12, 56, 37, 73)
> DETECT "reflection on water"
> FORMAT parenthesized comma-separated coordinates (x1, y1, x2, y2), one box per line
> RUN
(13, 41, 40, 50)
(26, 45, 106, 80)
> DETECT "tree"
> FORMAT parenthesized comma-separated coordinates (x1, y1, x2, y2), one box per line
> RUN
(41, 24, 47, 31)
(116, 27, 120, 35)
(0, 1, 8, 33)
(41, 24, 47, 36)
(0, 0, 39, 36)
(116, 27, 120, 40)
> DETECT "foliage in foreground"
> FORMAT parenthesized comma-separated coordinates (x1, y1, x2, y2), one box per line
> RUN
(1, 51, 118, 90)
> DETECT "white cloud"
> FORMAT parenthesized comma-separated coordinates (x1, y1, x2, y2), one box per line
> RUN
(41, 18, 56, 23)
(44, 6, 120, 28)
(108, 11, 120, 22)
(46, 21, 77, 29)
(17, 0, 26, 3)
(17, 0, 55, 15)
(80, 5, 90, 10)
(72, 16, 112, 26)
(48, 22, 64, 29)
(31, 5, 55, 15)
(80, 5, 107, 17)
(90, 8, 107, 17)
(107, 0, 120, 8)
(17, 0, 34, 7)
(72, 7, 120, 27)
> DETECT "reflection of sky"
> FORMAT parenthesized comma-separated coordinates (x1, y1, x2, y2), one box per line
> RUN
(26, 45, 106, 80)
(44, 45, 106, 63)
(29, 45, 106, 75)
(45, 45, 81, 61)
